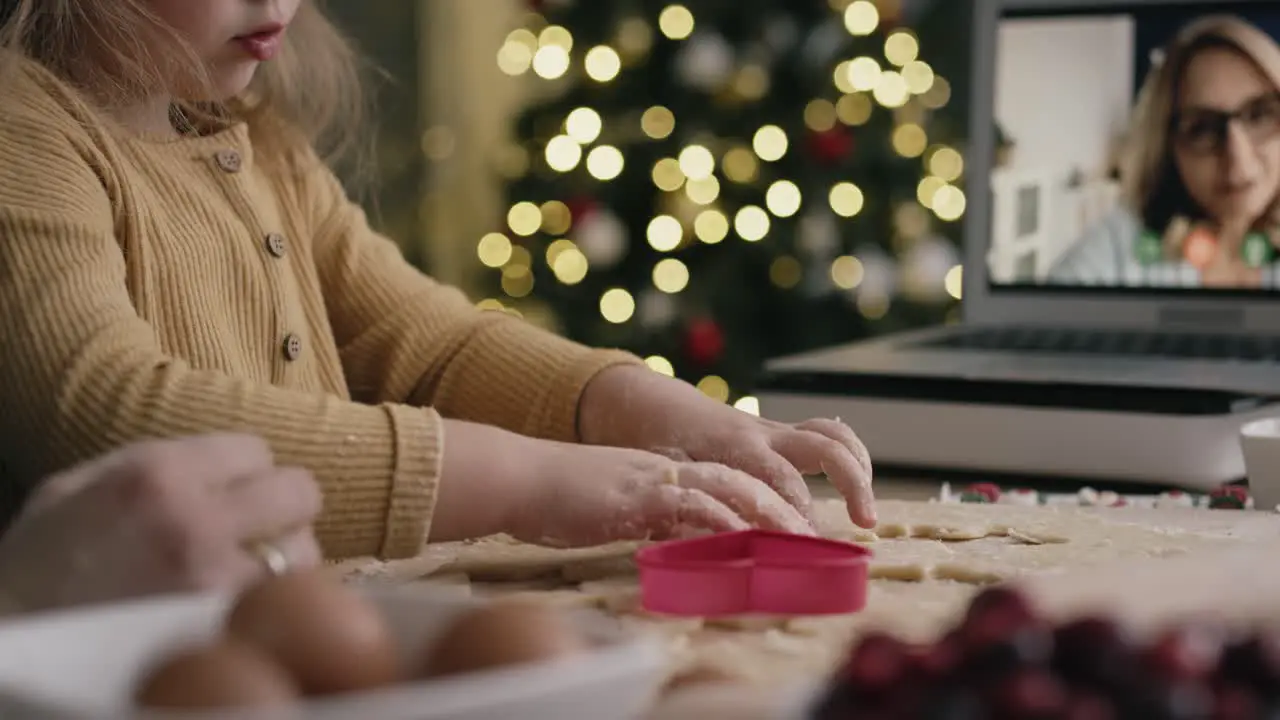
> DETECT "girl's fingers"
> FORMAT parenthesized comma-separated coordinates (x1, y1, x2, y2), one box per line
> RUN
(794, 418, 874, 479)
(772, 430, 876, 529)
(695, 441, 814, 520)
(641, 484, 749, 540)
(677, 462, 815, 536)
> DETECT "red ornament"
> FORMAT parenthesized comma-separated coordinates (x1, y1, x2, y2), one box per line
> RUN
(807, 127, 855, 165)
(683, 318, 725, 367)
(566, 196, 598, 226)
(965, 483, 1001, 503)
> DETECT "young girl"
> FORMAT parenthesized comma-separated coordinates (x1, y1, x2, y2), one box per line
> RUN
(0, 0, 874, 565)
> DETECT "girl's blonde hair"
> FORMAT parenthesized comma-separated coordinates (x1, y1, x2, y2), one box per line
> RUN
(1121, 15, 1280, 231)
(0, 0, 368, 174)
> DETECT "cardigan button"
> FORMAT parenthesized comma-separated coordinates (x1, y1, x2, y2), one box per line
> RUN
(214, 149, 243, 173)
(264, 232, 287, 258)
(282, 333, 303, 362)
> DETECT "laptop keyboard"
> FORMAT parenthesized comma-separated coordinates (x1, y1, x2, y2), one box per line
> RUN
(919, 327, 1280, 362)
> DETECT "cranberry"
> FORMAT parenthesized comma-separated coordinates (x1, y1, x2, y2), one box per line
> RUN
(1212, 684, 1259, 720)
(1218, 635, 1280, 690)
(1052, 617, 1131, 686)
(1064, 692, 1116, 720)
(840, 632, 910, 693)
(912, 633, 965, 679)
(962, 587, 1039, 648)
(991, 668, 1068, 717)
(1145, 626, 1224, 681)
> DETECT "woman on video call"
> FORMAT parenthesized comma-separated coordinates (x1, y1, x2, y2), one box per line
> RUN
(1048, 15, 1280, 289)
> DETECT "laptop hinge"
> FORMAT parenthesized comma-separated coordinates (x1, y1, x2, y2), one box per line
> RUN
(1156, 305, 1245, 332)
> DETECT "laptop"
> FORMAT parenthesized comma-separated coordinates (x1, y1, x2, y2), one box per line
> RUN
(757, 0, 1280, 490)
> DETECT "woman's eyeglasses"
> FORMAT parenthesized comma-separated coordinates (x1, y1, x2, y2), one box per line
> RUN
(1173, 92, 1280, 155)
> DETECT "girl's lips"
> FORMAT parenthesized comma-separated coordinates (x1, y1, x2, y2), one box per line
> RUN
(235, 28, 284, 61)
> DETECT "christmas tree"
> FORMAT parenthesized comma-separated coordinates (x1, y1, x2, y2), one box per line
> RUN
(477, 0, 968, 409)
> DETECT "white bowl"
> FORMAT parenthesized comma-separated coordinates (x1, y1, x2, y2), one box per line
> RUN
(1242, 417, 1280, 512)
(0, 584, 667, 720)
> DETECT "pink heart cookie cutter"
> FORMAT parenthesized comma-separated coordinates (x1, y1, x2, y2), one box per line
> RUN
(635, 529, 872, 617)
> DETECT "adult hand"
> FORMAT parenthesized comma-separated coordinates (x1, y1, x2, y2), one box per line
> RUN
(0, 434, 323, 614)
(577, 365, 875, 529)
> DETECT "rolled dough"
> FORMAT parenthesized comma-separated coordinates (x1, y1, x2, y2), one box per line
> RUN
(344, 499, 1280, 691)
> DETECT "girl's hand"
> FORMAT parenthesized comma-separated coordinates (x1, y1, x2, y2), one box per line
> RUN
(0, 435, 324, 613)
(508, 442, 815, 548)
(578, 366, 875, 529)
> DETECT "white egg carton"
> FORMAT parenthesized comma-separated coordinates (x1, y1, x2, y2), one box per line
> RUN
(0, 584, 667, 720)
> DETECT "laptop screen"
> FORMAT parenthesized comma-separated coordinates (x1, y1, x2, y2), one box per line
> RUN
(988, 1, 1280, 294)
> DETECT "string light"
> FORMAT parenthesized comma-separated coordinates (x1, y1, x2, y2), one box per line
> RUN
(551, 245, 590, 285)
(917, 176, 946, 207)
(945, 265, 964, 300)
(770, 256, 803, 288)
(892, 123, 927, 157)
(540, 201, 572, 234)
(697, 375, 731, 402)
(545, 238, 576, 266)
(677, 145, 716, 180)
(829, 182, 865, 217)
(507, 202, 542, 236)
(476, 298, 506, 312)
(836, 93, 873, 125)
(873, 70, 910, 108)
(584, 45, 622, 82)
(733, 396, 761, 415)
(830, 255, 865, 289)
(734, 206, 771, 242)
(857, 293, 890, 319)
(600, 288, 636, 323)
(496, 29, 537, 76)
(845, 57, 881, 92)
(641, 106, 676, 139)
(658, 5, 695, 40)
(685, 175, 721, 205)
(645, 355, 676, 376)
(617, 17, 655, 60)
(752, 125, 788, 162)
(586, 145, 625, 180)
(565, 108, 603, 144)
(884, 31, 919, 66)
(804, 99, 838, 132)
(532, 45, 571, 79)
(694, 209, 730, 243)
(833, 61, 857, 94)
(501, 264, 535, 298)
(843, 0, 879, 36)
(732, 65, 770, 100)
(538, 25, 574, 51)
(932, 185, 967, 221)
(477, 232, 513, 268)
(544, 135, 582, 171)
(928, 146, 964, 182)
(646, 214, 684, 251)
(652, 258, 690, 293)
(652, 157, 685, 191)
(722, 147, 759, 183)
(903, 60, 935, 95)
(507, 245, 533, 269)
(921, 76, 951, 109)
(765, 180, 803, 218)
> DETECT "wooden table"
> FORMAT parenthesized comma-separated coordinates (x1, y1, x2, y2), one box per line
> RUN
(334, 479, 1280, 718)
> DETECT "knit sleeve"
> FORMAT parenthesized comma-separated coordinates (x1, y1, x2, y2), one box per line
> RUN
(0, 99, 438, 561)
(299, 150, 644, 443)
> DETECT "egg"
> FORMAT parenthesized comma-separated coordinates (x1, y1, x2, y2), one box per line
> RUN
(135, 639, 300, 709)
(422, 598, 587, 678)
(225, 570, 400, 695)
